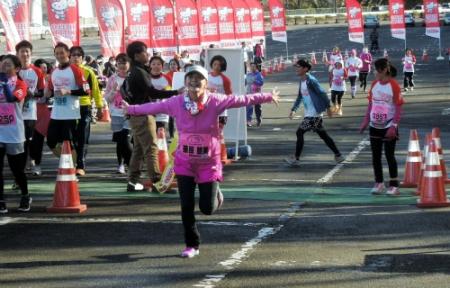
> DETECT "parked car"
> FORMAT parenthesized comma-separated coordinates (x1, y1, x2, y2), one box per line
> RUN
(364, 15, 380, 28)
(405, 13, 415, 27)
(30, 23, 51, 35)
(371, 5, 388, 12)
(444, 12, 450, 25)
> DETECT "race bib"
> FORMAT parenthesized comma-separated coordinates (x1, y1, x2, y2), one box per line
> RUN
(349, 66, 356, 72)
(0, 104, 16, 125)
(54, 96, 67, 106)
(405, 63, 412, 70)
(113, 93, 122, 109)
(23, 99, 31, 111)
(333, 78, 343, 86)
(179, 133, 212, 159)
(370, 104, 389, 126)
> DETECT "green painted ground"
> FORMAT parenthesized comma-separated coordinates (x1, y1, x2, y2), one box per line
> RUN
(20, 180, 421, 205)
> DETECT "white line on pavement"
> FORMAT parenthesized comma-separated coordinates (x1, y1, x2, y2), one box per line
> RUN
(316, 137, 370, 185)
(0, 217, 16, 226)
(193, 202, 302, 288)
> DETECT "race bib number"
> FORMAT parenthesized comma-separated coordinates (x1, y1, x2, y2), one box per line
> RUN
(405, 63, 412, 70)
(23, 99, 31, 110)
(349, 66, 356, 72)
(333, 78, 343, 86)
(113, 93, 122, 108)
(0, 104, 16, 125)
(179, 133, 212, 159)
(370, 104, 389, 126)
(54, 96, 67, 106)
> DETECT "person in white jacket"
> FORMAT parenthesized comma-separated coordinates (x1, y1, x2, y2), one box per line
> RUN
(345, 49, 363, 98)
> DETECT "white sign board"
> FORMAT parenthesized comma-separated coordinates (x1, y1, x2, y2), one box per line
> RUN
(205, 48, 247, 143)
(172, 72, 186, 90)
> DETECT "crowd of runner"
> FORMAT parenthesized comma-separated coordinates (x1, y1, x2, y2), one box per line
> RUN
(0, 39, 411, 258)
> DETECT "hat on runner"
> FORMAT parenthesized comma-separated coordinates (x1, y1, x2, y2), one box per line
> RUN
(185, 65, 208, 80)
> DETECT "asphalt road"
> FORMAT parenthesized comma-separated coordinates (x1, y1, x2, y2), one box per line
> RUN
(1, 24, 450, 288)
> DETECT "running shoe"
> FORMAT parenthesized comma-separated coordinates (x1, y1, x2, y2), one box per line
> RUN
(410, 87, 414, 91)
(247, 121, 253, 127)
(284, 156, 301, 167)
(76, 169, 86, 176)
(127, 182, 144, 192)
(386, 186, 400, 196)
(370, 182, 386, 195)
(334, 154, 345, 163)
(404, 88, 409, 92)
(0, 201, 7, 214)
(217, 189, 224, 209)
(181, 247, 199, 258)
(117, 164, 126, 175)
(31, 164, 42, 176)
(17, 195, 32, 212)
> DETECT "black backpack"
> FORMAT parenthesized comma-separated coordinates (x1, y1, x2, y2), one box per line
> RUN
(119, 74, 134, 104)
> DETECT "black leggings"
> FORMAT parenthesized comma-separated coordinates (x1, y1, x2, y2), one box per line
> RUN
(369, 127, 398, 186)
(331, 91, 344, 105)
(295, 127, 340, 159)
(112, 129, 132, 166)
(359, 72, 369, 91)
(177, 175, 220, 248)
(403, 72, 414, 88)
(23, 120, 36, 163)
(0, 149, 28, 200)
(30, 131, 45, 165)
(349, 76, 357, 87)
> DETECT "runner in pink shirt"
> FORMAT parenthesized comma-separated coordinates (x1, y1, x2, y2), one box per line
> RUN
(123, 65, 280, 258)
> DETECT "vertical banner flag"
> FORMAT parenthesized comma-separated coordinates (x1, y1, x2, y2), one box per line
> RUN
(125, 0, 151, 47)
(150, 0, 177, 60)
(424, 0, 440, 38)
(231, 0, 252, 43)
(214, 0, 236, 47)
(389, 0, 405, 40)
(196, 0, 220, 47)
(10, 0, 30, 41)
(245, 0, 265, 44)
(46, 0, 80, 46)
(0, 0, 21, 52)
(95, 0, 125, 57)
(345, 0, 364, 44)
(175, 0, 201, 60)
(268, 0, 287, 43)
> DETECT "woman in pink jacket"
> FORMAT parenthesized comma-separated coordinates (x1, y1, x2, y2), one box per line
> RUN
(123, 65, 279, 258)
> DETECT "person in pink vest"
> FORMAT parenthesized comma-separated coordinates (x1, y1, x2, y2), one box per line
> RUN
(402, 48, 416, 92)
(123, 65, 280, 258)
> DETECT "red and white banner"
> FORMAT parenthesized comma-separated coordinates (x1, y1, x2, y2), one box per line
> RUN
(345, 0, 364, 44)
(11, 0, 30, 41)
(95, 0, 125, 57)
(196, 0, 220, 47)
(245, 0, 265, 44)
(268, 0, 287, 43)
(125, 0, 152, 47)
(231, 0, 252, 43)
(0, 0, 21, 53)
(389, 0, 405, 40)
(46, 0, 80, 46)
(150, 0, 177, 60)
(214, 0, 236, 47)
(174, 0, 201, 60)
(424, 0, 440, 38)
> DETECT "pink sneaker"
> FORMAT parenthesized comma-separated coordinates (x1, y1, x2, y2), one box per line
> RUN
(386, 186, 400, 196)
(181, 247, 199, 258)
(370, 182, 386, 195)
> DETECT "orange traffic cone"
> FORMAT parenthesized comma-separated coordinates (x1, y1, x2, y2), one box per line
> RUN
(261, 66, 267, 77)
(401, 129, 422, 188)
(310, 51, 317, 65)
(268, 61, 273, 74)
(322, 50, 328, 64)
(415, 133, 431, 196)
(219, 131, 231, 165)
(422, 48, 429, 62)
(47, 141, 87, 213)
(431, 127, 450, 184)
(99, 100, 111, 123)
(157, 127, 169, 173)
(417, 139, 450, 208)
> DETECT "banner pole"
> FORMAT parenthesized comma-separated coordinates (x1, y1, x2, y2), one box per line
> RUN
(437, 35, 444, 60)
(285, 40, 290, 63)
